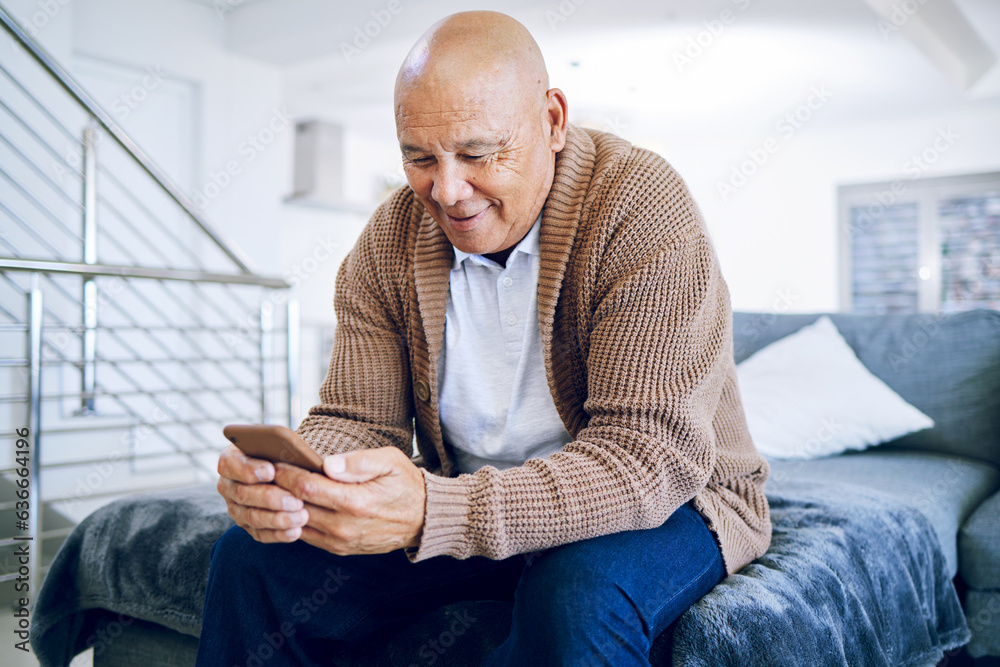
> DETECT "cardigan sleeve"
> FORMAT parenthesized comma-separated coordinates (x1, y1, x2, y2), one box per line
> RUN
(409, 160, 735, 563)
(295, 202, 415, 458)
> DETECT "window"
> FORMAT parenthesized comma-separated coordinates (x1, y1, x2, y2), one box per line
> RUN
(839, 172, 1000, 313)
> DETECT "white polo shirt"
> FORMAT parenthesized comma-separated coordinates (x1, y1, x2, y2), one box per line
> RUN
(437, 216, 572, 474)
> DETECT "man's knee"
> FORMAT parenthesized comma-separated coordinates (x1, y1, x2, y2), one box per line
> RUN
(503, 551, 650, 665)
(517, 551, 633, 627)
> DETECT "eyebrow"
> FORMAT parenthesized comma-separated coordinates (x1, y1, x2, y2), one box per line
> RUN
(401, 138, 500, 156)
(454, 139, 499, 153)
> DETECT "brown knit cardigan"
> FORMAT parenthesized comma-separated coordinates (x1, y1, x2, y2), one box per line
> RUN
(297, 124, 772, 574)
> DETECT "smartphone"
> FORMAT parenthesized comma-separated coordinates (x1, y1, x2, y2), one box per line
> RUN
(223, 424, 325, 473)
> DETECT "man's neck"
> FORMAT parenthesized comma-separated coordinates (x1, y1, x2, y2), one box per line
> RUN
(480, 212, 543, 268)
(482, 246, 516, 268)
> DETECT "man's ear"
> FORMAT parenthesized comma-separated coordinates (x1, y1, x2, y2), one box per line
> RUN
(545, 88, 569, 152)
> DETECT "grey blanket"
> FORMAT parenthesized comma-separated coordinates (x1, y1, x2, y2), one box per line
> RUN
(31, 480, 969, 666)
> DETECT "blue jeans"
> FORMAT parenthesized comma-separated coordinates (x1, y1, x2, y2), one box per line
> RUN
(196, 501, 724, 666)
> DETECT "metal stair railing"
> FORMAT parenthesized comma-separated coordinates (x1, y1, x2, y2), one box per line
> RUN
(0, 4, 300, 599)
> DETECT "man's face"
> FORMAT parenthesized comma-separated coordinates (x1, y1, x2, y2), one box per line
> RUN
(396, 78, 557, 256)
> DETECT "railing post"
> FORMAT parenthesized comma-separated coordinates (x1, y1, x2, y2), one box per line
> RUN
(259, 301, 273, 423)
(80, 121, 99, 415)
(286, 297, 300, 429)
(27, 274, 43, 599)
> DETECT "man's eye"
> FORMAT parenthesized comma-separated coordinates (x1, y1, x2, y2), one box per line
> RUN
(463, 154, 484, 161)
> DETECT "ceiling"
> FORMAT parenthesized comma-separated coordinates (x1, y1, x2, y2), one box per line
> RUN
(184, 0, 1000, 138)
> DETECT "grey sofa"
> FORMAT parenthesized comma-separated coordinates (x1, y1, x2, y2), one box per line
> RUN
(735, 309, 1000, 660)
(31, 309, 1000, 665)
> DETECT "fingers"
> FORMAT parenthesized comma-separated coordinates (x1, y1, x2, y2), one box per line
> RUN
(296, 503, 370, 555)
(221, 485, 309, 544)
(263, 450, 426, 555)
(216, 477, 303, 511)
(298, 524, 349, 555)
(273, 462, 370, 514)
(296, 501, 421, 555)
(216, 445, 309, 544)
(225, 497, 309, 532)
(323, 447, 405, 483)
(241, 525, 304, 544)
(272, 462, 347, 508)
(218, 444, 274, 483)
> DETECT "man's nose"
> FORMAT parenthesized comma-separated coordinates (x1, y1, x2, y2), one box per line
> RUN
(431, 161, 473, 207)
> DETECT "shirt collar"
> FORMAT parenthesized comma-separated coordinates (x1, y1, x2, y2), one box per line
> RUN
(451, 213, 543, 270)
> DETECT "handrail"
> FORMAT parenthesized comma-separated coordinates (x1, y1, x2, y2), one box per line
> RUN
(0, 258, 289, 288)
(0, 4, 258, 275)
(0, 9, 301, 594)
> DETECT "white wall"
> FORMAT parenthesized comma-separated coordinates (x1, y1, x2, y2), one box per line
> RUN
(68, 0, 287, 273)
(5, 0, 74, 63)
(664, 103, 1000, 313)
(24, 0, 371, 407)
(542, 21, 1000, 314)
(9, 0, 998, 403)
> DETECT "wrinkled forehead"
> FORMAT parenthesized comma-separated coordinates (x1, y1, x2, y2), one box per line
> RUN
(396, 64, 515, 114)
(395, 105, 512, 155)
(395, 76, 524, 143)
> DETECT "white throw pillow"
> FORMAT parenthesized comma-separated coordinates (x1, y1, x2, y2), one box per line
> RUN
(736, 316, 933, 460)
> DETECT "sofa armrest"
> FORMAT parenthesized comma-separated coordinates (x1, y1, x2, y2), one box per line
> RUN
(960, 489, 1000, 590)
(960, 489, 1000, 658)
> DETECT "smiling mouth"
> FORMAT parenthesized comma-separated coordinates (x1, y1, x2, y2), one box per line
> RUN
(444, 207, 489, 231)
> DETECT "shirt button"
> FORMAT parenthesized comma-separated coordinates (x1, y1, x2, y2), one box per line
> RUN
(506, 314, 517, 326)
(414, 380, 430, 402)
(502, 277, 513, 287)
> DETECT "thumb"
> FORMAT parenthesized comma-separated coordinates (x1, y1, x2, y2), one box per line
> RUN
(323, 448, 399, 483)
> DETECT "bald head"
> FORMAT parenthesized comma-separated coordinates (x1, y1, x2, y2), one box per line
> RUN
(395, 11, 549, 115)
(393, 12, 567, 259)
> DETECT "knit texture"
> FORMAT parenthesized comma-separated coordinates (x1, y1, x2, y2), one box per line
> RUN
(297, 124, 772, 574)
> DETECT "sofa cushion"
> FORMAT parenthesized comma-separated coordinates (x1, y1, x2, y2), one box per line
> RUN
(767, 449, 1000, 577)
(733, 310, 1000, 466)
(736, 316, 933, 459)
(960, 489, 1000, 590)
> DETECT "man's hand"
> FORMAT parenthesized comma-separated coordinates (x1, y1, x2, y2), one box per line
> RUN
(216, 444, 310, 543)
(272, 447, 426, 556)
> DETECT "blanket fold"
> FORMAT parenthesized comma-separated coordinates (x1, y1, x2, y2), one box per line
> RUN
(667, 481, 969, 666)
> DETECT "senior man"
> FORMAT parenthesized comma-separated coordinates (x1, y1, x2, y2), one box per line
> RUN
(198, 10, 770, 666)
